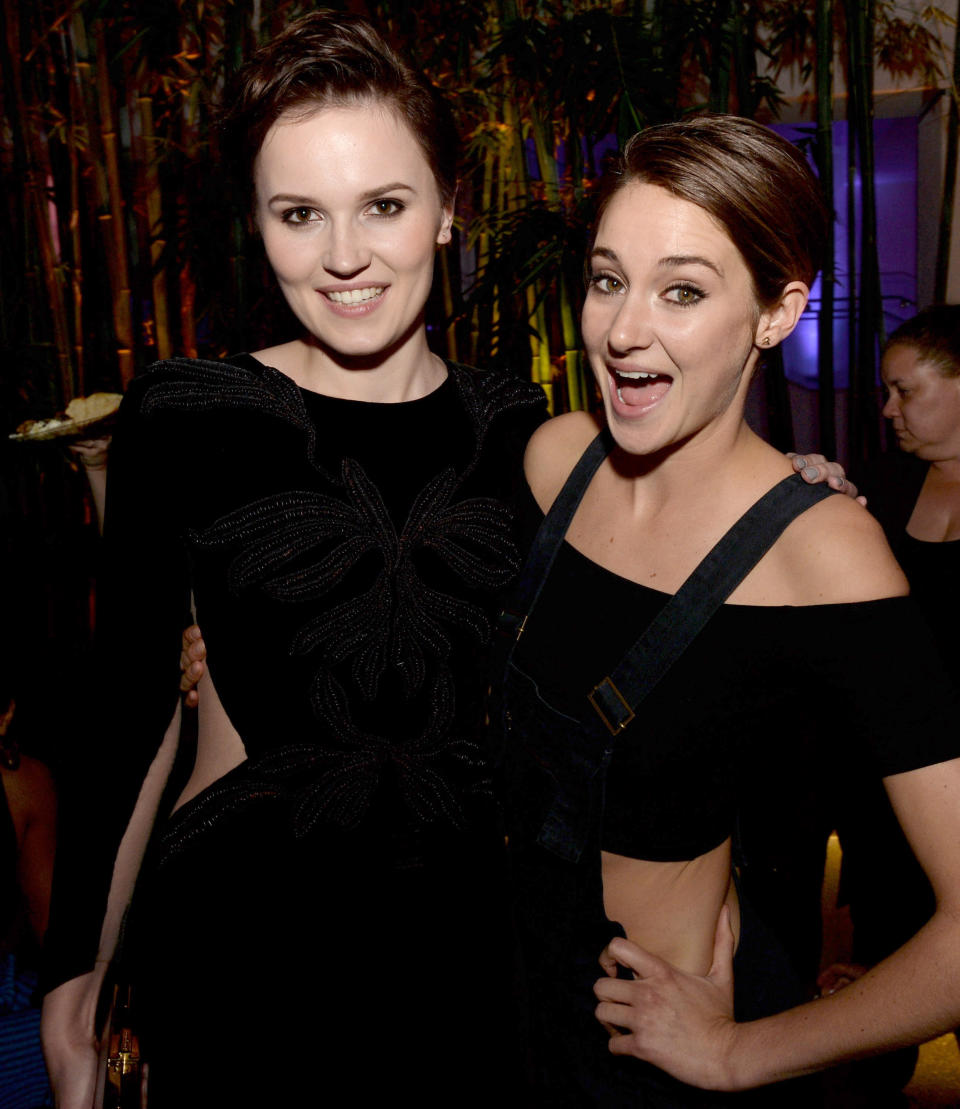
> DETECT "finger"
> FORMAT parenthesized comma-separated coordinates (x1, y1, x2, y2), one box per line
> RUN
(179, 661, 204, 692)
(598, 943, 620, 977)
(184, 690, 199, 709)
(594, 998, 636, 1035)
(603, 936, 665, 979)
(798, 462, 826, 484)
(607, 1026, 650, 1058)
(593, 976, 644, 1004)
(183, 624, 202, 644)
(181, 631, 206, 661)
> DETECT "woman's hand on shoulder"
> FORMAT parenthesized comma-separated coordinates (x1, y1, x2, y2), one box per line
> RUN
(41, 970, 103, 1109)
(523, 411, 603, 513)
(788, 452, 866, 505)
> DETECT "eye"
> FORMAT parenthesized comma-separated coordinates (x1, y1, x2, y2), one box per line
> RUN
(588, 272, 625, 295)
(281, 206, 319, 225)
(368, 198, 405, 217)
(664, 282, 705, 307)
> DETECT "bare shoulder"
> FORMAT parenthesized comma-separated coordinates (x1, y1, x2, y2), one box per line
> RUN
(775, 491, 908, 604)
(524, 411, 604, 512)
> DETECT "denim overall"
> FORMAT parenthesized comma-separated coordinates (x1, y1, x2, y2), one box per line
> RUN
(496, 431, 831, 1107)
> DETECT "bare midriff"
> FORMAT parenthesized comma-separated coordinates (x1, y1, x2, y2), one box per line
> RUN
(601, 838, 739, 975)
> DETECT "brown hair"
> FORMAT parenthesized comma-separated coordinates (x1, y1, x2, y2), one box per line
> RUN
(884, 305, 960, 378)
(219, 10, 459, 209)
(594, 115, 829, 308)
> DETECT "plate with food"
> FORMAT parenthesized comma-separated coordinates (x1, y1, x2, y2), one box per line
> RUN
(9, 392, 123, 442)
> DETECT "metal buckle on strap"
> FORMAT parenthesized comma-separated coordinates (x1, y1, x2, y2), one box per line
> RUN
(497, 609, 528, 640)
(588, 676, 635, 735)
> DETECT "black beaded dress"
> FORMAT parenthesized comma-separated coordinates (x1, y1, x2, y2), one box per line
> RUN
(44, 355, 546, 1106)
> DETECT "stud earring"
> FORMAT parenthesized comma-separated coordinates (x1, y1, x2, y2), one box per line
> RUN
(761, 336, 771, 347)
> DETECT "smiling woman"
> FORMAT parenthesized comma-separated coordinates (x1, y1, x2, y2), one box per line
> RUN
(496, 117, 960, 1106)
(253, 103, 453, 392)
(39, 12, 546, 1108)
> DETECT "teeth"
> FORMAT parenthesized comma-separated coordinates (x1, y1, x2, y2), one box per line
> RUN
(327, 287, 384, 304)
(615, 369, 668, 405)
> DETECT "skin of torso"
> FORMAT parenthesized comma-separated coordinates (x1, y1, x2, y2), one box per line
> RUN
(908, 463, 960, 542)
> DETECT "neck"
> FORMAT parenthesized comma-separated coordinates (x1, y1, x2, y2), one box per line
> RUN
(928, 455, 960, 483)
(617, 406, 768, 516)
(262, 321, 445, 403)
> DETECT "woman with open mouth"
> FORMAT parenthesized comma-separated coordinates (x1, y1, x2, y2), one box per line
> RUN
(496, 116, 960, 1106)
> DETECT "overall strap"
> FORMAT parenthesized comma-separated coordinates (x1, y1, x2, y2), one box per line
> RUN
(589, 475, 836, 737)
(498, 428, 613, 639)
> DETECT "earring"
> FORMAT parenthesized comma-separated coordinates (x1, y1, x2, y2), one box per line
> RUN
(761, 336, 771, 347)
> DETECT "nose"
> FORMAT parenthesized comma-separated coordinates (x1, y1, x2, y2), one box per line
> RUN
(322, 220, 372, 278)
(881, 391, 899, 420)
(607, 293, 654, 355)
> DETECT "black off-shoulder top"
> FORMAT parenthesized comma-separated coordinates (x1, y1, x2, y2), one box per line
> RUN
(514, 514, 960, 863)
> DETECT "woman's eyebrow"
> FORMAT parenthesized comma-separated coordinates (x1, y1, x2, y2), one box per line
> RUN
(658, 254, 724, 277)
(266, 183, 416, 207)
(357, 182, 416, 201)
(589, 246, 724, 279)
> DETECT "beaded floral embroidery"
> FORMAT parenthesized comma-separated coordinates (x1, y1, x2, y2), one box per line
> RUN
(141, 357, 543, 848)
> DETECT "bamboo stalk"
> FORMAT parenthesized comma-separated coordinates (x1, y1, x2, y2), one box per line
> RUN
(65, 25, 86, 396)
(139, 95, 172, 359)
(529, 110, 584, 411)
(527, 283, 554, 414)
(472, 108, 498, 365)
(5, 0, 74, 403)
(439, 241, 459, 361)
(710, 0, 735, 111)
(29, 175, 74, 404)
(94, 22, 135, 386)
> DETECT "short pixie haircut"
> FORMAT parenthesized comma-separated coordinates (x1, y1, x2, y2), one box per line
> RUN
(594, 115, 829, 309)
(219, 10, 459, 210)
(884, 305, 960, 378)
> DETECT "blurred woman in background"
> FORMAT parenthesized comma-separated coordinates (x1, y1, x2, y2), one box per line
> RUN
(822, 304, 960, 1105)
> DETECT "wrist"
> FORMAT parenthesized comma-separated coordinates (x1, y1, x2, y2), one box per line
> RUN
(717, 1019, 763, 1092)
